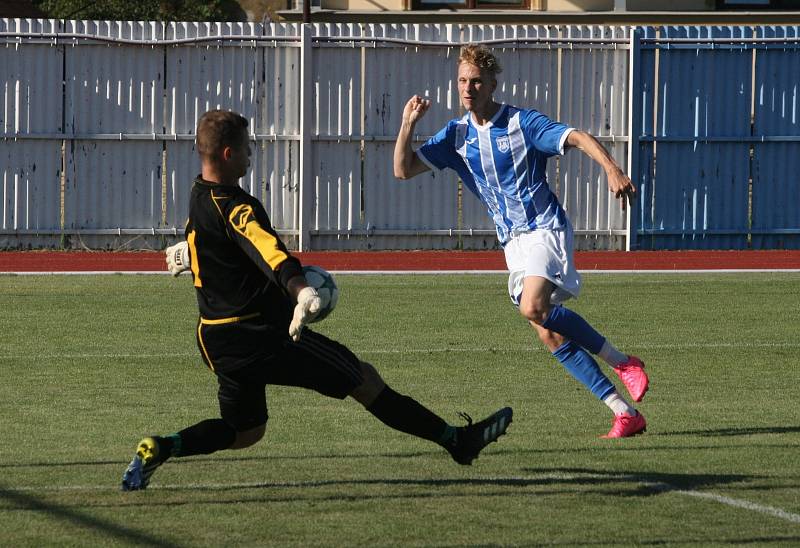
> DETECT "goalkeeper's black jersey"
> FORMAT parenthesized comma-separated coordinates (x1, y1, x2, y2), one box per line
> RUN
(185, 176, 303, 329)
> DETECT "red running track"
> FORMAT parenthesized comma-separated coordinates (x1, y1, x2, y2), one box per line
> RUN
(1, 250, 800, 272)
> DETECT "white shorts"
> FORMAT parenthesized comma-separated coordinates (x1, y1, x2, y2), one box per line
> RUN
(504, 226, 581, 308)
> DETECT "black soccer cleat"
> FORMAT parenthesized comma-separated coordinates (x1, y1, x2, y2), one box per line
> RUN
(446, 407, 513, 465)
(121, 437, 164, 491)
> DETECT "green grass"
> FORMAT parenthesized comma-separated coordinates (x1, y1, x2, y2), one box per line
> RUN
(1, 272, 799, 547)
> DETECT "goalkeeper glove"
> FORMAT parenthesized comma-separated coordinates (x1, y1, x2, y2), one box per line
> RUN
(289, 286, 321, 341)
(165, 241, 191, 276)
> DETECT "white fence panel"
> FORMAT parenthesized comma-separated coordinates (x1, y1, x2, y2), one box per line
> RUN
(166, 22, 265, 134)
(64, 140, 162, 249)
(313, 24, 361, 137)
(1, 20, 637, 250)
(260, 140, 298, 232)
(363, 142, 465, 250)
(0, 140, 62, 248)
(312, 141, 360, 234)
(0, 19, 64, 247)
(0, 19, 64, 135)
(58, 21, 164, 248)
(163, 22, 301, 235)
(260, 29, 301, 136)
(63, 20, 163, 135)
(559, 25, 630, 249)
(260, 25, 301, 239)
(166, 140, 197, 232)
(21, 21, 796, 251)
(357, 25, 467, 249)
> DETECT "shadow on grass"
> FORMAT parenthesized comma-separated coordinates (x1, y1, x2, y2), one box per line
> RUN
(519, 466, 751, 496)
(4, 434, 800, 470)
(14, 467, 765, 511)
(0, 483, 182, 547)
(5, 478, 797, 546)
(140, 467, 756, 498)
(0, 450, 438, 469)
(653, 425, 800, 437)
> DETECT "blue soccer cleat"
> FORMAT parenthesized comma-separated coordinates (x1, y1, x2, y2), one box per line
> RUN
(121, 437, 163, 491)
(446, 407, 513, 465)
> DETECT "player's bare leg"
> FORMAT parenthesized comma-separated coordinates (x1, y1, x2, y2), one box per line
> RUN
(520, 276, 646, 438)
(520, 275, 648, 401)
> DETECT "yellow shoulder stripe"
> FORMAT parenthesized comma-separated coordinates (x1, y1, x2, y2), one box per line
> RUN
(228, 203, 289, 271)
(187, 229, 201, 288)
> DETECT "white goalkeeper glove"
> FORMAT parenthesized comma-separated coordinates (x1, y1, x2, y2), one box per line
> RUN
(289, 286, 322, 341)
(165, 241, 191, 277)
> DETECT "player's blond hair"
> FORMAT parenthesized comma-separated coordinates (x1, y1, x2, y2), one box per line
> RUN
(196, 110, 248, 161)
(458, 45, 503, 79)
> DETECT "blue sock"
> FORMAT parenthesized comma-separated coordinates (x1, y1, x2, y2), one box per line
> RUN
(542, 306, 605, 354)
(552, 341, 616, 400)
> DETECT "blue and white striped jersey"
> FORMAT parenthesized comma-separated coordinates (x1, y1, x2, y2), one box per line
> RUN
(417, 104, 572, 246)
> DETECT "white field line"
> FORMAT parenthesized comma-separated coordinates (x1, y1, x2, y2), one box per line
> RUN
(671, 489, 800, 524)
(4, 269, 800, 276)
(6, 473, 800, 524)
(2, 341, 800, 361)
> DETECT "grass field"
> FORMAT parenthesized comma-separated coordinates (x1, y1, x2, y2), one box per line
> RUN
(1, 272, 799, 547)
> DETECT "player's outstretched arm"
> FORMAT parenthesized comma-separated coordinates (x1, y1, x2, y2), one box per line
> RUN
(165, 241, 191, 276)
(566, 130, 636, 206)
(394, 95, 432, 180)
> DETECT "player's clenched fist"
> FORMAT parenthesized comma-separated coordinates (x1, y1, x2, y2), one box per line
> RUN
(402, 95, 431, 125)
(289, 286, 322, 341)
(165, 241, 191, 276)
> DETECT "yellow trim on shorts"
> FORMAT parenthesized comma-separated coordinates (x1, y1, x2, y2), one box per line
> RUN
(197, 321, 214, 372)
(200, 312, 261, 325)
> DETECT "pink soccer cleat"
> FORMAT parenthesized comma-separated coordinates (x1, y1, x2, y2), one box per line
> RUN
(601, 411, 647, 439)
(613, 356, 649, 402)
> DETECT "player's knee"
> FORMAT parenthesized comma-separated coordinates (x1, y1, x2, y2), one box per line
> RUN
(350, 362, 386, 407)
(519, 297, 550, 325)
(230, 423, 266, 449)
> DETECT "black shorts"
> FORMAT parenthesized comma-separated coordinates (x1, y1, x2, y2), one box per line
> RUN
(210, 328, 364, 431)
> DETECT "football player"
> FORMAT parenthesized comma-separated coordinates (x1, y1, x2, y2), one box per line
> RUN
(121, 110, 512, 491)
(394, 45, 649, 438)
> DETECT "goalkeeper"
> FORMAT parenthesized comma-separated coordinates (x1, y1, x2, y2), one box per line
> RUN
(121, 110, 512, 491)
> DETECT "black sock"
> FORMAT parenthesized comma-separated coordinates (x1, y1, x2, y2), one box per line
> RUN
(164, 419, 237, 458)
(366, 385, 452, 444)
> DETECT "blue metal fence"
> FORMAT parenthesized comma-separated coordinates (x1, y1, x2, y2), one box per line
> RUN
(633, 25, 800, 250)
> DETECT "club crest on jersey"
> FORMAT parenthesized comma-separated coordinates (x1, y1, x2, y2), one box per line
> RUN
(230, 204, 255, 231)
(495, 136, 510, 153)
